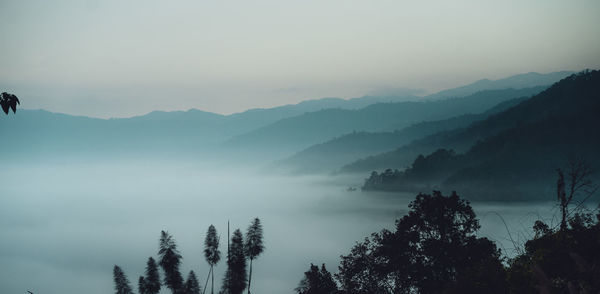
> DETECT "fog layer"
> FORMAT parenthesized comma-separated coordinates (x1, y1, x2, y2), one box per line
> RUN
(0, 160, 556, 293)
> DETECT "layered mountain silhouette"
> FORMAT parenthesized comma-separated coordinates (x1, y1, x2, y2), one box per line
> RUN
(222, 87, 549, 161)
(274, 88, 548, 174)
(0, 94, 416, 160)
(426, 71, 573, 99)
(0, 71, 574, 170)
(357, 70, 600, 200)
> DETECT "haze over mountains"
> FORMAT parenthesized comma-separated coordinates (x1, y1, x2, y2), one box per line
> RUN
(425, 71, 575, 99)
(274, 88, 542, 173)
(359, 70, 600, 200)
(5, 69, 594, 200)
(2, 71, 570, 157)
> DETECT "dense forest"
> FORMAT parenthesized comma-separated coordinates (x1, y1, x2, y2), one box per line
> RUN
(360, 70, 600, 200)
(298, 162, 600, 293)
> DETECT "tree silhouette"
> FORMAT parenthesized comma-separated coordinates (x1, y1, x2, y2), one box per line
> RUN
(295, 263, 338, 294)
(139, 277, 148, 294)
(113, 265, 134, 294)
(244, 218, 264, 294)
(557, 158, 596, 232)
(337, 191, 506, 293)
(158, 230, 184, 294)
(506, 160, 600, 292)
(336, 233, 397, 293)
(508, 210, 600, 292)
(204, 225, 221, 294)
(221, 229, 247, 294)
(0, 92, 19, 115)
(184, 271, 201, 294)
(139, 257, 161, 294)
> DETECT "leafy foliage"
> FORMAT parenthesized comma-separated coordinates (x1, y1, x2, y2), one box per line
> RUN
(113, 265, 134, 294)
(244, 218, 264, 260)
(0, 92, 19, 115)
(184, 271, 201, 294)
(296, 264, 338, 294)
(336, 191, 507, 293)
(204, 225, 221, 294)
(244, 218, 264, 294)
(159, 230, 184, 294)
(221, 229, 247, 294)
(508, 214, 600, 293)
(205, 225, 222, 266)
(139, 257, 161, 294)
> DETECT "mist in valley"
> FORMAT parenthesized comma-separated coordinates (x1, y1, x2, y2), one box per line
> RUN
(0, 159, 561, 294)
(2, 1, 600, 293)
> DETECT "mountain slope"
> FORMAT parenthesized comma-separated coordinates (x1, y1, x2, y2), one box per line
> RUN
(426, 71, 574, 100)
(358, 70, 600, 200)
(1, 71, 571, 164)
(274, 93, 532, 174)
(223, 87, 549, 161)
(0, 94, 417, 159)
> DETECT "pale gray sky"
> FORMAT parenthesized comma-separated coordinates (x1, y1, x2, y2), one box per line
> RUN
(1, 0, 599, 118)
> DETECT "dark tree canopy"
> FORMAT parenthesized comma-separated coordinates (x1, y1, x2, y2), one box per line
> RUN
(158, 230, 184, 294)
(508, 213, 600, 293)
(0, 92, 19, 115)
(204, 225, 221, 266)
(139, 257, 161, 294)
(337, 191, 507, 293)
(295, 263, 338, 294)
(244, 218, 264, 294)
(221, 229, 247, 294)
(184, 271, 201, 294)
(244, 218, 264, 260)
(139, 277, 147, 294)
(113, 265, 134, 294)
(204, 224, 221, 294)
(508, 165, 600, 293)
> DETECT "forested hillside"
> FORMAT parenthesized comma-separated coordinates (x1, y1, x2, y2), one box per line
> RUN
(360, 70, 600, 200)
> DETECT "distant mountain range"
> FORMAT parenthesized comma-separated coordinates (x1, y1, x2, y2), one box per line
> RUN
(0, 71, 574, 168)
(222, 87, 549, 160)
(273, 87, 544, 173)
(0, 94, 416, 159)
(425, 71, 574, 99)
(358, 70, 600, 200)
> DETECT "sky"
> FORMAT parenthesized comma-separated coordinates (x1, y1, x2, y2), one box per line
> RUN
(1, 0, 599, 118)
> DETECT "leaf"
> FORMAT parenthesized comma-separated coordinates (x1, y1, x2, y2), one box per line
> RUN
(1, 93, 19, 114)
(1, 102, 9, 114)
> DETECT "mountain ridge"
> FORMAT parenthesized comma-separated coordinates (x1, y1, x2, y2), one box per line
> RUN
(273, 88, 544, 174)
(358, 70, 600, 200)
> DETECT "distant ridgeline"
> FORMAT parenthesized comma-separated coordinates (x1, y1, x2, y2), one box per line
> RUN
(360, 70, 600, 200)
(1, 71, 570, 166)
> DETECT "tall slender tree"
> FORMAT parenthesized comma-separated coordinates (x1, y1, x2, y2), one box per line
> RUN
(184, 271, 201, 294)
(244, 218, 264, 294)
(158, 230, 184, 294)
(139, 257, 161, 294)
(139, 277, 147, 294)
(113, 265, 134, 294)
(221, 229, 247, 294)
(556, 158, 596, 232)
(204, 225, 221, 294)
